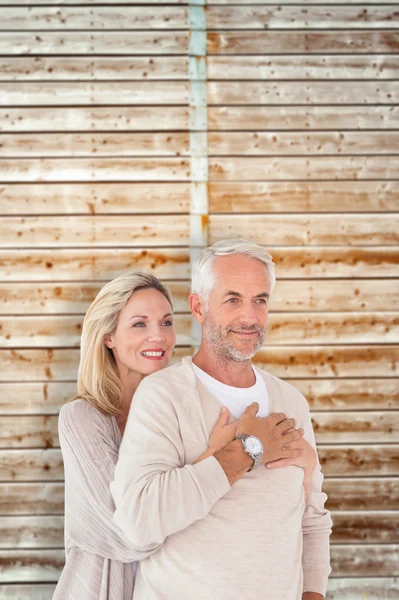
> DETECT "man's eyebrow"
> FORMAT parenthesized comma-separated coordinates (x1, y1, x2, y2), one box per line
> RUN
(222, 291, 270, 299)
(128, 313, 173, 321)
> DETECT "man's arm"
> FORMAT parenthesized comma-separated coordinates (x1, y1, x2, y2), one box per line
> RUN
(301, 397, 332, 599)
(110, 377, 250, 549)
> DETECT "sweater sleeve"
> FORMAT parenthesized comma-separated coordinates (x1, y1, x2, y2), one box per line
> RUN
(58, 399, 162, 562)
(301, 399, 333, 597)
(110, 376, 231, 548)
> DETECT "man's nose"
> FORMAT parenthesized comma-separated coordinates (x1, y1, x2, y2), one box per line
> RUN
(239, 303, 257, 325)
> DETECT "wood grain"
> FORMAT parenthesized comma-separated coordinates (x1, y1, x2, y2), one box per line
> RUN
(209, 107, 399, 131)
(0, 281, 190, 315)
(2, 248, 397, 281)
(0, 107, 189, 133)
(0, 183, 191, 214)
(209, 181, 399, 212)
(208, 30, 399, 54)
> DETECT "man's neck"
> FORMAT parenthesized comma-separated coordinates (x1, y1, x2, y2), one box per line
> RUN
(192, 346, 255, 388)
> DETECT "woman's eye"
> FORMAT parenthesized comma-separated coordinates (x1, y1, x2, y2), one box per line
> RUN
(163, 320, 173, 327)
(132, 322, 145, 327)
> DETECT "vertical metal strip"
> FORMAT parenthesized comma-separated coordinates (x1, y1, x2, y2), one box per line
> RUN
(188, 0, 208, 350)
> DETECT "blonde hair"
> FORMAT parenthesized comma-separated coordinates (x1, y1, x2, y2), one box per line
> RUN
(73, 272, 173, 416)
(191, 238, 276, 306)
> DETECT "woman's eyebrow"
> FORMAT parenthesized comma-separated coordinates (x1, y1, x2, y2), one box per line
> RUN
(128, 313, 173, 321)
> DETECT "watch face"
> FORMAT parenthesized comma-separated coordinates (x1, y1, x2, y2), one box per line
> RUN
(245, 436, 262, 455)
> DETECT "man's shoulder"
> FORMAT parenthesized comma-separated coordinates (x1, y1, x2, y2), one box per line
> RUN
(138, 358, 193, 392)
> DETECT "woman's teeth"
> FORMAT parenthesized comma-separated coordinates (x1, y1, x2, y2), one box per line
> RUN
(141, 351, 164, 357)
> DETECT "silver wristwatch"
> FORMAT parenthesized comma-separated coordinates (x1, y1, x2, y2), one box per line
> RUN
(235, 434, 263, 472)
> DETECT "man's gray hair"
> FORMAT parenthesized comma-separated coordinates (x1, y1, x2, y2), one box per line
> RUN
(191, 238, 276, 305)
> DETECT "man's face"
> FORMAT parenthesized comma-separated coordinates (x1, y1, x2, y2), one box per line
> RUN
(202, 254, 271, 362)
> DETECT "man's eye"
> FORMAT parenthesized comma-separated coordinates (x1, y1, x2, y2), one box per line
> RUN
(227, 298, 238, 303)
(256, 298, 267, 304)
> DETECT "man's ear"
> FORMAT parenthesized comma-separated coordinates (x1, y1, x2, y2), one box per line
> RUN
(189, 293, 205, 324)
(103, 334, 114, 349)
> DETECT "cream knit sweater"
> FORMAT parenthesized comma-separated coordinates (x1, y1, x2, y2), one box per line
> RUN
(111, 356, 332, 600)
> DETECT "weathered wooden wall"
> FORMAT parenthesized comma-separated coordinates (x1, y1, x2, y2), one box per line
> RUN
(0, 1, 398, 598)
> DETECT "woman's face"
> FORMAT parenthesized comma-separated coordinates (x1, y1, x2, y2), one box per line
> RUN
(105, 288, 176, 376)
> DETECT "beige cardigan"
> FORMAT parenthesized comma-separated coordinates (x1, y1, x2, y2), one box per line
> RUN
(111, 356, 332, 600)
(53, 399, 159, 600)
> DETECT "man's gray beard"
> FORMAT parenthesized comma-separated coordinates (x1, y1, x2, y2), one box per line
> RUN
(203, 313, 267, 362)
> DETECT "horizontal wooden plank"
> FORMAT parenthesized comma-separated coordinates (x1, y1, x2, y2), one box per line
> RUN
(0, 183, 190, 214)
(272, 280, 399, 312)
(0, 584, 55, 600)
(0, 82, 189, 106)
(311, 411, 399, 444)
(2, 378, 398, 416)
(325, 478, 399, 511)
(0, 549, 65, 583)
(332, 511, 399, 544)
(319, 446, 399, 477)
(0, 133, 190, 158)
(0, 383, 75, 415)
(292, 379, 399, 411)
(3, 411, 399, 449)
(3, 55, 399, 81)
(209, 106, 399, 132)
(0, 158, 191, 182)
(327, 578, 399, 599)
(0, 450, 65, 482)
(0, 281, 190, 315)
(2, 313, 399, 347)
(0, 483, 64, 515)
(0, 107, 189, 133)
(208, 55, 399, 80)
(209, 157, 399, 180)
(208, 81, 399, 105)
(2, 280, 398, 315)
(1, 547, 398, 582)
(208, 31, 399, 54)
(2, 247, 398, 280)
(0, 32, 188, 55)
(0, 57, 188, 81)
(0, 215, 190, 247)
(0, 314, 192, 349)
(2, 477, 397, 516)
(3, 132, 399, 159)
(0, 517, 63, 549)
(254, 346, 399, 378)
(209, 214, 399, 246)
(209, 181, 399, 212)
(207, 6, 399, 29)
(2, 511, 398, 549)
(208, 132, 399, 156)
(1, 417, 59, 449)
(3, 157, 399, 183)
(1, 346, 397, 381)
(2, 445, 398, 482)
(4, 214, 399, 248)
(0, 249, 192, 281)
(2, 7, 188, 30)
(331, 545, 399, 577)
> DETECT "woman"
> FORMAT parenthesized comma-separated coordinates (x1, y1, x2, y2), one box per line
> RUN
(53, 272, 236, 600)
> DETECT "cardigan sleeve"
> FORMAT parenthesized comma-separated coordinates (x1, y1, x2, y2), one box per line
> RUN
(300, 398, 333, 597)
(110, 375, 231, 548)
(58, 399, 162, 562)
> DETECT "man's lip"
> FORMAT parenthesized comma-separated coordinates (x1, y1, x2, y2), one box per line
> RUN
(231, 331, 258, 335)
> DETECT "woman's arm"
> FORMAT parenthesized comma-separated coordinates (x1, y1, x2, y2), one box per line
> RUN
(59, 399, 162, 562)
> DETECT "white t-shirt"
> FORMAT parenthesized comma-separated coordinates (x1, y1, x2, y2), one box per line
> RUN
(192, 363, 269, 418)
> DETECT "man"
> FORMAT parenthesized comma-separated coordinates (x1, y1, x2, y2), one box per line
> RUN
(111, 239, 332, 600)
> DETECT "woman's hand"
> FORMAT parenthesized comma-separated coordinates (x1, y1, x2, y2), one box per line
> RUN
(265, 437, 317, 499)
(193, 407, 237, 464)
